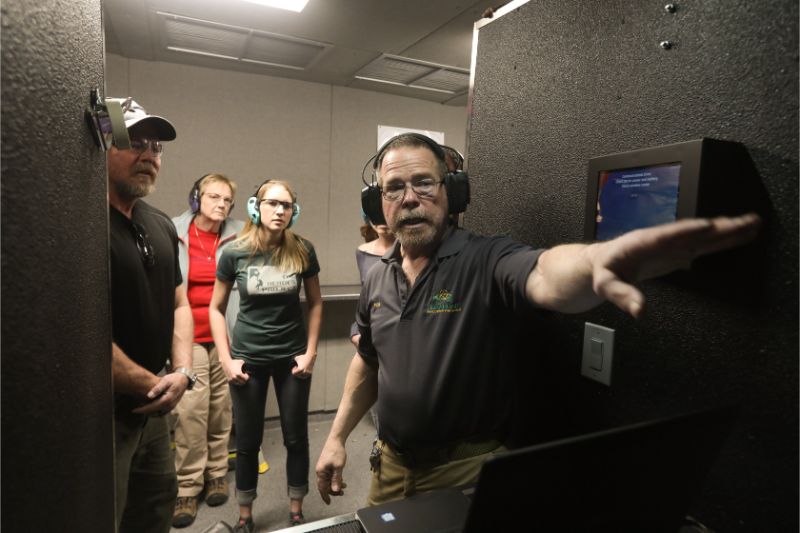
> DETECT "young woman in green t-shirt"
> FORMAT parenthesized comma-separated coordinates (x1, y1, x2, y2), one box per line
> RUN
(209, 179, 322, 532)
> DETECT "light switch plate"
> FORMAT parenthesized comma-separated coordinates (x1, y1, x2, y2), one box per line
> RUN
(582, 322, 615, 385)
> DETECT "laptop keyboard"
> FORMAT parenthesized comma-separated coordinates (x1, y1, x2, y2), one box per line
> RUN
(304, 519, 364, 533)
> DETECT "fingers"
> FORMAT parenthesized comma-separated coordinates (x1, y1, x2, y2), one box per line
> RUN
(132, 394, 173, 416)
(229, 373, 249, 386)
(316, 469, 333, 504)
(684, 213, 761, 256)
(594, 271, 645, 319)
(227, 361, 250, 385)
(632, 213, 761, 256)
(316, 464, 346, 505)
(146, 381, 167, 400)
(292, 366, 312, 379)
(331, 472, 346, 495)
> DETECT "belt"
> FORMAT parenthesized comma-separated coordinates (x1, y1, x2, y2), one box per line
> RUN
(383, 438, 501, 469)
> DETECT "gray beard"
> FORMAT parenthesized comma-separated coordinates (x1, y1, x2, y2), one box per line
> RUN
(394, 224, 437, 250)
(114, 179, 154, 200)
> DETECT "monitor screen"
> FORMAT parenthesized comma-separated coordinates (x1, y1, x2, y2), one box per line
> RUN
(594, 162, 681, 241)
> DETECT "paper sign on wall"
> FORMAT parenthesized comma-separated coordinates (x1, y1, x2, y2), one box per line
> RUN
(377, 125, 444, 150)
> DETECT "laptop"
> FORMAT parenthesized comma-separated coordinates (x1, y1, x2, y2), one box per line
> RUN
(463, 405, 739, 532)
(355, 488, 470, 533)
(287, 405, 737, 533)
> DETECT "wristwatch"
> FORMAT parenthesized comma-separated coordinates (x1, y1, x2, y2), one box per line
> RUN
(173, 367, 197, 390)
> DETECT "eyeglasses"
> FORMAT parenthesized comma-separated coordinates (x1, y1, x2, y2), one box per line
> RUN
(130, 221, 156, 269)
(380, 178, 444, 202)
(127, 138, 164, 156)
(260, 199, 294, 212)
(203, 192, 234, 206)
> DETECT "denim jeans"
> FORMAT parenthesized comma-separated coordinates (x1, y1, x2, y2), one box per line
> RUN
(229, 356, 311, 504)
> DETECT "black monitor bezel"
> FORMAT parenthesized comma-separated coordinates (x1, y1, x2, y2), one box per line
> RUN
(584, 139, 705, 241)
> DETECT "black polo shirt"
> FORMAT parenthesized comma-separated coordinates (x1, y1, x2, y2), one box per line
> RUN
(110, 201, 181, 414)
(357, 228, 543, 452)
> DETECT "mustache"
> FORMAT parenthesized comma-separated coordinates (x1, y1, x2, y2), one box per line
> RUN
(134, 164, 157, 177)
(395, 210, 430, 226)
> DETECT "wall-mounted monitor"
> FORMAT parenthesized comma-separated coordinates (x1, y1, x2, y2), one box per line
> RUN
(584, 139, 716, 241)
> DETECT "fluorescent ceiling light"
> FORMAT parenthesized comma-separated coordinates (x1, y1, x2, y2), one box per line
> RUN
(242, 0, 309, 12)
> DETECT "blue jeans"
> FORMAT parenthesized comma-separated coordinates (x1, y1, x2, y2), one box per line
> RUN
(230, 356, 311, 504)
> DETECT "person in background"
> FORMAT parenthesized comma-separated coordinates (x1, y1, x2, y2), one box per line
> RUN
(315, 133, 762, 507)
(350, 212, 396, 431)
(210, 179, 323, 531)
(350, 212, 396, 347)
(441, 144, 465, 173)
(170, 173, 244, 528)
(107, 97, 195, 533)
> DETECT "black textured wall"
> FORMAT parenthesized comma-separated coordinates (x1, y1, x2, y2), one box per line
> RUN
(1, 0, 114, 530)
(467, 0, 797, 530)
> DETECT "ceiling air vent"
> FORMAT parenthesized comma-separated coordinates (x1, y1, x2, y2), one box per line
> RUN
(157, 11, 330, 70)
(354, 54, 470, 95)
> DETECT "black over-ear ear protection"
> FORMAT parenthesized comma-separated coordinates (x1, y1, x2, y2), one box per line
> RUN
(188, 174, 210, 213)
(246, 179, 301, 228)
(360, 133, 470, 226)
(189, 174, 236, 214)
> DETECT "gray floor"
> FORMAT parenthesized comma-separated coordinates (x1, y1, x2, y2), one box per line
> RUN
(173, 412, 375, 533)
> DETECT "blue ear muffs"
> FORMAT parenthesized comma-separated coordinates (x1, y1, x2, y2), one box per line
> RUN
(247, 182, 300, 228)
(290, 203, 300, 228)
(246, 195, 261, 224)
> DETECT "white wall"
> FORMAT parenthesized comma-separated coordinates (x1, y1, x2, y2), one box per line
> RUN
(105, 54, 468, 411)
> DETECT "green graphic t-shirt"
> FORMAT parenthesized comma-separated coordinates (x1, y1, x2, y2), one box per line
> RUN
(217, 239, 320, 364)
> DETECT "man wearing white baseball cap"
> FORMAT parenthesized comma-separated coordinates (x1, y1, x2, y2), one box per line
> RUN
(107, 97, 194, 533)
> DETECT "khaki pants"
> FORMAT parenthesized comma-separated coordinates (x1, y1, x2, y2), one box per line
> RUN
(366, 440, 503, 506)
(173, 343, 232, 497)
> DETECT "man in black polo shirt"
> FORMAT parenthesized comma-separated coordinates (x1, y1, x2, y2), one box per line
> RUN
(315, 134, 761, 506)
(108, 97, 195, 533)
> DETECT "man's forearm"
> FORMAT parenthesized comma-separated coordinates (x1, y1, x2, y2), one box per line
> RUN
(171, 302, 193, 370)
(328, 354, 378, 444)
(112, 342, 159, 397)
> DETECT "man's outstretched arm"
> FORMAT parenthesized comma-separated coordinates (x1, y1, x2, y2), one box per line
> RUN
(526, 214, 761, 317)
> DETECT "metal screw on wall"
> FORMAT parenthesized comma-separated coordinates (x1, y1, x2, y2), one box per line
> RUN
(660, 40, 674, 50)
(664, 3, 677, 13)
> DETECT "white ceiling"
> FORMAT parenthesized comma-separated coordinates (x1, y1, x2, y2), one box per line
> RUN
(103, 0, 501, 106)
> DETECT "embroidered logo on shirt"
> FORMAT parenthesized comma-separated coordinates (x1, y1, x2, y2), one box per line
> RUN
(247, 265, 297, 295)
(425, 289, 462, 314)
(371, 301, 382, 310)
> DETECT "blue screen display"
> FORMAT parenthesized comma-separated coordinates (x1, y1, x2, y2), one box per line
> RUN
(595, 163, 681, 241)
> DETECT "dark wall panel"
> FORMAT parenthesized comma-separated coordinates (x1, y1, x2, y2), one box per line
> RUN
(467, 1, 797, 530)
(1, 0, 114, 530)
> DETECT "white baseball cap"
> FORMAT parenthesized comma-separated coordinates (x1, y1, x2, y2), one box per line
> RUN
(107, 97, 177, 141)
